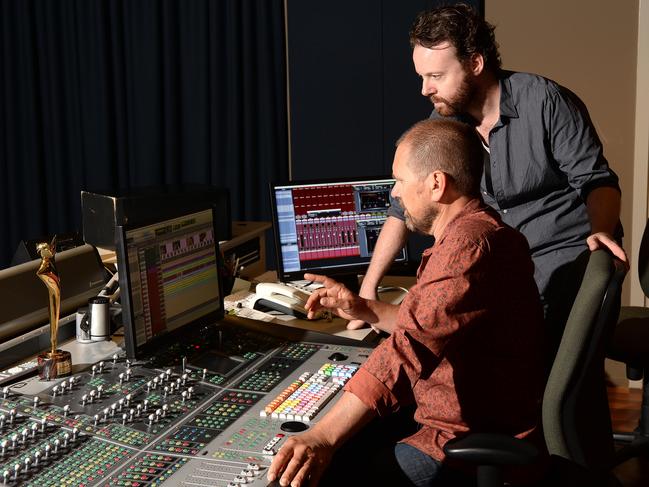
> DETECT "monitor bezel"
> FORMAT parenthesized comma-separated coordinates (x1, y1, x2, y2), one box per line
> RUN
(269, 175, 409, 283)
(115, 206, 225, 359)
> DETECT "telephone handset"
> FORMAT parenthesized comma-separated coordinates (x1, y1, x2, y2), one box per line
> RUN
(252, 282, 316, 319)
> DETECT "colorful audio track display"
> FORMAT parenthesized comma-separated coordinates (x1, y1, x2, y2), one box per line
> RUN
(0, 323, 372, 486)
(271, 178, 408, 280)
(116, 208, 223, 358)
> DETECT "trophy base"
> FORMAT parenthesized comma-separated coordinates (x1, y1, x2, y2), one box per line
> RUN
(38, 350, 72, 381)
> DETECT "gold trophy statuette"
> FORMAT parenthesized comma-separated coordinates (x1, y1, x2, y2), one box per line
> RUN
(36, 239, 72, 380)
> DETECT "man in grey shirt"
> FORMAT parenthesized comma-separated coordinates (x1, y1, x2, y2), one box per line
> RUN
(355, 4, 626, 348)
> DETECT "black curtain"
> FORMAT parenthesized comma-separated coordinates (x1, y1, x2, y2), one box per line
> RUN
(0, 0, 288, 268)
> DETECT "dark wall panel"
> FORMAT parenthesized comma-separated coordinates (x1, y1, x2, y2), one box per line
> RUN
(287, 0, 383, 180)
(287, 0, 482, 181)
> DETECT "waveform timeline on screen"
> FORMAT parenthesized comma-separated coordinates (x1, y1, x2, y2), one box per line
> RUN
(116, 208, 223, 357)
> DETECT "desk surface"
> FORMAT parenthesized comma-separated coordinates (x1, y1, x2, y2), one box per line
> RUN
(226, 274, 415, 343)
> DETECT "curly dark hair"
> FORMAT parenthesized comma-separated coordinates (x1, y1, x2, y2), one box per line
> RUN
(409, 3, 501, 73)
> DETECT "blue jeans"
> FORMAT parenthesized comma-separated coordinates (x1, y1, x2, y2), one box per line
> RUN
(394, 442, 444, 486)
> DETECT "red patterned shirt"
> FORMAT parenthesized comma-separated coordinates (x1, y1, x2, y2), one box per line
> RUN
(346, 198, 545, 461)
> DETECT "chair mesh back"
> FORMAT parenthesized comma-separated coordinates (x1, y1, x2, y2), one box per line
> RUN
(638, 219, 649, 298)
(542, 250, 626, 470)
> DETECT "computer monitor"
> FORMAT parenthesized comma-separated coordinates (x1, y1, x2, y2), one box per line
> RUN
(116, 208, 224, 358)
(270, 177, 408, 289)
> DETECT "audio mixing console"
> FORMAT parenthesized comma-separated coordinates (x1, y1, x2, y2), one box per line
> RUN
(0, 323, 372, 486)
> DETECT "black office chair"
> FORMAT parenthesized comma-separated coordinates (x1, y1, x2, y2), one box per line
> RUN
(443, 250, 627, 487)
(607, 219, 649, 465)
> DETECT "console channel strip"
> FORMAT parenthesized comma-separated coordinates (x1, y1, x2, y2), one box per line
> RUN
(0, 340, 372, 485)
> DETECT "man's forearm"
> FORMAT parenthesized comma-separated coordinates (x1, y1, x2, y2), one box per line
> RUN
(311, 391, 376, 449)
(362, 299, 401, 333)
(359, 217, 409, 297)
(586, 186, 621, 235)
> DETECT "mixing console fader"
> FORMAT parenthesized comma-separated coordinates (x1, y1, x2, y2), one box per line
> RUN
(0, 326, 372, 486)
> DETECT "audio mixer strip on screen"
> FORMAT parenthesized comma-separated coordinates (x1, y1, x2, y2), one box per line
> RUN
(0, 323, 371, 486)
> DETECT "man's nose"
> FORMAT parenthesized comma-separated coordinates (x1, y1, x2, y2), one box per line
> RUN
(422, 79, 436, 97)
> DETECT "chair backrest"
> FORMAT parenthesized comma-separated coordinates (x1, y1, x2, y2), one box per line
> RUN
(542, 250, 627, 471)
(638, 218, 649, 298)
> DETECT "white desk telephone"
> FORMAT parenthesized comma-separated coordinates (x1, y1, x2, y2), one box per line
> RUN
(252, 282, 314, 319)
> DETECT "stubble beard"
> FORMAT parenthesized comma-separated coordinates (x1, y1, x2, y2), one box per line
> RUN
(399, 198, 439, 235)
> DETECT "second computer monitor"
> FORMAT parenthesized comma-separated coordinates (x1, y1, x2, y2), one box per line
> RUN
(270, 177, 407, 286)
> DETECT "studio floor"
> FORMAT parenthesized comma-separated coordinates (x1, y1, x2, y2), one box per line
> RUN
(609, 386, 649, 485)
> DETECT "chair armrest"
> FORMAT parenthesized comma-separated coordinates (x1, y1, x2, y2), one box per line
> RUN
(444, 433, 539, 466)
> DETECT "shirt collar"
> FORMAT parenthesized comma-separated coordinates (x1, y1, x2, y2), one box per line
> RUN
(498, 72, 518, 120)
(421, 198, 485, 257)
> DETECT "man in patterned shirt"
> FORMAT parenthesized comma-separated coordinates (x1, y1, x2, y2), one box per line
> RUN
(267, 118, 545, 486)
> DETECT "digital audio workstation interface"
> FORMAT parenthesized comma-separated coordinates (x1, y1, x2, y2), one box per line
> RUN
(0, 205, 374, 486)
(117, 209, 222, 355)
(272, 178, 407, 280)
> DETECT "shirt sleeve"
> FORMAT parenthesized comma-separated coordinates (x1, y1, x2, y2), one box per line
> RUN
(386, 193, 405, 220)
(346, 232, 487, 416)
(544, 85, 620, 200)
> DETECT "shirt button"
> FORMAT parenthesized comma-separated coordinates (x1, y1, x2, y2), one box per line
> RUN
(503, 209, 508, 214)
(483, 191, 488, 195)
(492, 160, 497, 167)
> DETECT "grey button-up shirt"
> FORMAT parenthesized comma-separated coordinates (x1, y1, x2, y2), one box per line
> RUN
(389, 71, 620, 298)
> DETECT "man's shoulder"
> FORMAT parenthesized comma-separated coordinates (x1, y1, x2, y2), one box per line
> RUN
(502, 70, 564, 99)
(445, 204, 527, 253)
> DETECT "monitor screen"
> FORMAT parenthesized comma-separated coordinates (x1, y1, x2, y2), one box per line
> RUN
(116, 208, 223, 358)
(270, 177, 407, 282)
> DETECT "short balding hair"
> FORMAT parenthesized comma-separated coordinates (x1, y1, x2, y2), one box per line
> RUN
(397, 119, 483, 197)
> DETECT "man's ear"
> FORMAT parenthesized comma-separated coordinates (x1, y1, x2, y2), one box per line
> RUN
(469, 53, 484, 76)
(426, 170, 446, 202)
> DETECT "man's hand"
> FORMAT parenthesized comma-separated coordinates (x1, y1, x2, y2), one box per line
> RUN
(347, 287, 378, 330)
(304, 273, 373, 322)
(267, 431, 334, 487)
(587, 232, 629, 267)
